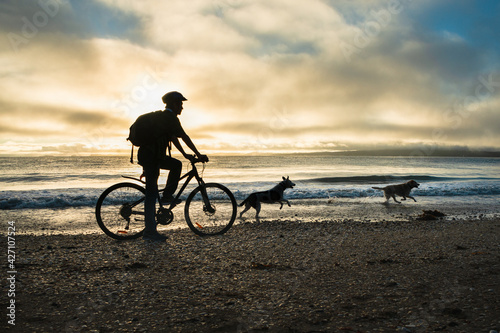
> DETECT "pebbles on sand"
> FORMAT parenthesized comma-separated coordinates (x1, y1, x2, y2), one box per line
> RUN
(8, 218, 500, 332)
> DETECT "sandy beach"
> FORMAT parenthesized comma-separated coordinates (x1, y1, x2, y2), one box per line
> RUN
(2, 201, 499, 333)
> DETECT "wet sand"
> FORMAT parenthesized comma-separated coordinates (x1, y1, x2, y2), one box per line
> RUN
(2, 204, 499, 332)
(3, 196, 499, 236)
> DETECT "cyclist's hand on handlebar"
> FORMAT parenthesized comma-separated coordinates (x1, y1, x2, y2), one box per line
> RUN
(185, 154, 209, 163)
(198, 154, 209, 163)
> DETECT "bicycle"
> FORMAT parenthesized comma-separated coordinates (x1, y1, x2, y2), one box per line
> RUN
(95, 158, 237, 239)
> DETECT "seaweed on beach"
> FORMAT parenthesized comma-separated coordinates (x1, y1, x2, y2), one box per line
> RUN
(417, 209, 447, 220)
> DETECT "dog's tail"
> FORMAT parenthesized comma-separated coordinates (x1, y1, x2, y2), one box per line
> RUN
(371, 187, 384, 190)
(238, 197, 248, 207)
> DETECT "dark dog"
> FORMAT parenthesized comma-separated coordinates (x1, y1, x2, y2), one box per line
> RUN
(239, 176, 295, 222)
(372, 180, 420, 203)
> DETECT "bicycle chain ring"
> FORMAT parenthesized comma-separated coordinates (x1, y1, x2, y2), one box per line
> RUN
(156, 207, 174, 225)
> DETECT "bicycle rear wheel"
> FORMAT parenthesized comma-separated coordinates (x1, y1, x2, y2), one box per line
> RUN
(96, 182, 145, 240)
(185, 183, 237, 236)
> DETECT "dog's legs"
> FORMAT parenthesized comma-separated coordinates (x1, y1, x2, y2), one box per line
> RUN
(408, 196, 417, 202)
(239, 203, 251, 218)
(255, 201, 261, 222)
(278, 200, 291, 209)
(392, 195, 401, 204)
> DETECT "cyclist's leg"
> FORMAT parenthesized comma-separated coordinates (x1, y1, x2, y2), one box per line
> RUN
(159, 156, 182, 198)
(143, 163, 160, 234)
(138, 147, 168, 241)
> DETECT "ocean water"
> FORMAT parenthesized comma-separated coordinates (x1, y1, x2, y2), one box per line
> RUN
(1, 154, 499, 210)
(0, 154, 500, 210)
(1, 154, 498, 235)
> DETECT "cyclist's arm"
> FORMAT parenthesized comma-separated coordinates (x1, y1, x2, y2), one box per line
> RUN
(171, 137, 188, 157)
(171, 135, 206, 161)
(179, 133, 207, 161)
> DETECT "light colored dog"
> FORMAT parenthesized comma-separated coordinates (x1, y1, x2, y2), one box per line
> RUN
(372, 180, 420, 203)
(239, 176, 295, 222)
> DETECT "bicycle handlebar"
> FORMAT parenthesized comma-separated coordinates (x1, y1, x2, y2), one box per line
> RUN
(187, 156, 209, 164)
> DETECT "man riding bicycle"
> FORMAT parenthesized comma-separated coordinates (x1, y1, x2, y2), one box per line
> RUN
(139, 91, 208, 241)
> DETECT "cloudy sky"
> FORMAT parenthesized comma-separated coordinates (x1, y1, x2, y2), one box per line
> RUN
(1, 0, 499, 155)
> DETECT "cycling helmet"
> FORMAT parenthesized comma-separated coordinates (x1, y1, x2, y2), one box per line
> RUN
(162, 91, 187, 104)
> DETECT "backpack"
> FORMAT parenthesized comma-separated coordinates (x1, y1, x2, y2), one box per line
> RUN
(127, 110, 164, 147)
(127, 111, 169, 163)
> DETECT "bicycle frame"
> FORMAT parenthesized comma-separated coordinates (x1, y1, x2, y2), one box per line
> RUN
(164, 162, 205, 210)
(122, 159, 210, 211)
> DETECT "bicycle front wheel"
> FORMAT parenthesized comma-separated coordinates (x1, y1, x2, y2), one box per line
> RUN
(185, 183, 237, 236)
(96, 182, 146, 240)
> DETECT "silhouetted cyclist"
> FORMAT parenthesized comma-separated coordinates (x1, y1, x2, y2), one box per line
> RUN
(138, 91, 208, 241)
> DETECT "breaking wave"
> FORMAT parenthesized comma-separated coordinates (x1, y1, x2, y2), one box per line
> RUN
(1, 175, 499, 210)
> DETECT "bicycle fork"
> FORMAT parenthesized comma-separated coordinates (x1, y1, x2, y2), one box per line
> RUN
(198, 179, 215, 214)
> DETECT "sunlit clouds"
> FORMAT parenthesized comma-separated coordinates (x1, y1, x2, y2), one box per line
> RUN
(0, 0, 499, 155)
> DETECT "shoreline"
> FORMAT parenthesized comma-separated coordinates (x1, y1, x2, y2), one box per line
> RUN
(1, 196, 499, 236)
(3, 217, 500, 332)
